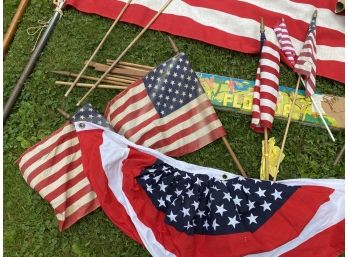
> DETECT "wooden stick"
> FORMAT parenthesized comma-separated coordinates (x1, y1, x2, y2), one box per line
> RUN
(56, 81, 127, 90)
(167, 35, 179, 54)
(333, 144, 345, 166)
(264, 127, 269, 180)
(76, 0, 174, 106)
(273, 75, 301, 181)
(87, 61, 148, 77)
(56, 108, 71, 119)
(107, 73, 139, 81)
(64, 0, 133, 96)
(4, 0, 30, 55)
(222, 136, 248, 177)
(106, 60, 154, 70)
(51, 70, 132, 86)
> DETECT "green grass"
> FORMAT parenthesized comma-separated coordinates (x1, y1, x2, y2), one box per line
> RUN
(4, 1, 344, 256)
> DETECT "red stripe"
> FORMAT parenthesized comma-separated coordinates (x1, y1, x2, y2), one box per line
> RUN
(66, 0, 344, 83)
(165, 126, 226, 157)
(149, 112, 223, 150)
(19, 130, 77, 173)
(26, 144, 81, 186)
(135, 99, 212, 146)
(290, 0, 337, 10)
(58, 196, 100, 231)
(280, 220, 344, 257)
(123, 113, 160, 138)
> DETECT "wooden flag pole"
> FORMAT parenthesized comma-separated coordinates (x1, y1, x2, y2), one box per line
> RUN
(264, 127, 270, 180)
(56, 81, 127, 90)
(273, 75, 301, 181)
(222, 137, 248, 177)
(76, 0, 174, 106)
(64, 0, 133, 97)
(333, 144, 345, 166)
(57, 108, 71, 119)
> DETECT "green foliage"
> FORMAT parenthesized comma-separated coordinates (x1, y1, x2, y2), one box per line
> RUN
(4, 0, 344, 256)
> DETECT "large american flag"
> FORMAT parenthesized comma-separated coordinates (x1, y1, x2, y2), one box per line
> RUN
(294, 11, 317, 97)
(17, 123, 100, 231)
(67, 0, 344, 83)
(251, 31, 280, 133)
(105, 53, 226, 157)
(273, 18, 296, 66)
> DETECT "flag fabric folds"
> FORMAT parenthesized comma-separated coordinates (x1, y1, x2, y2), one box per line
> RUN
(66, 0, 344, 83)
(17, 123, 100, 231)
(105, 52, 226, 157)
(294, 12, 317, 96)
(72, 104, 344, 257)
(251, 33, 280, 133)
(273, 19, 297, 66)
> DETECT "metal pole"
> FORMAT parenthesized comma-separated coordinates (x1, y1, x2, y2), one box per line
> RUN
(3, 0, 66, 123)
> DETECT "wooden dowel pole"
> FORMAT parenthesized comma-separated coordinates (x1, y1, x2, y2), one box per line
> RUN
(56, 81, 127, 90)
(56, 108, 71, 119)
(106, 60, 154, 70)
(264, 127, 269, 180)
(64, 0, 132, 96)
(4, 0, 30, 55)
(334, 145, 345, 166)
(273, 75, 301, 181)
(76, 0, 174, 106)
(87, 61, 148, 77)
(167, 35, 179, 54)
(221, 136, 248, 177)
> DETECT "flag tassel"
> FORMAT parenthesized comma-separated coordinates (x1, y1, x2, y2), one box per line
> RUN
(221, 136, 248, 178)
(64, 0, 133, 97)
(274, 75, 301, 181)
(76, 0, 175, 106)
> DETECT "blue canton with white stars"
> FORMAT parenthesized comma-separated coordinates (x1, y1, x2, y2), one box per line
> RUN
(137, 160, 299, 235)
(143, 53, 204, 118)
(71, 103, 112, 130)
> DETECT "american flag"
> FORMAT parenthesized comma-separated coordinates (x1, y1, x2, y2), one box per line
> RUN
(273, 18, 296, 65)
(251, 30, 280, 133)
(17, 122, 100, 231)
(104, 53, 226, 157)
(67, 0, 344, 83)
(294, 11, 317, 97)
(72, 107, 345, 257)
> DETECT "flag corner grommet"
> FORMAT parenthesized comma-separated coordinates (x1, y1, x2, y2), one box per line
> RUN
(79, 123, 85, 128)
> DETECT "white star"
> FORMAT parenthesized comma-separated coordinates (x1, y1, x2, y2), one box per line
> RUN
(209, 193, 215, 202)
(181, 207, 190, 217)
(247, 200, 256, 211)
(233, 195, 242, 206)
(175, 188, 182, 196)
(167, 211, 177, 222)
(211, 185, 221, 191)
(146, 184, 153, 194)
(175, 90, 179, 95)
(164, 79, 168, 84)
(151, 76, 154, 80)
(158, 197, 166, 207)
(179, 99, 184, 104)
(197, 209, 205, 218)
(174, 171, 180, 176)
(80, 115, 85, 120)
(228, 216, 240, 228)
(166, 195, 172, 202)
(183, 173, 190, 179)
(238, 176, 246, 181)
(142, 174, 150, 181)
(261, 201, 272, 211)
(195, 177, 203, 186)
(203, 188, 209, 196)
(187, 76, 192, 81)
(203, 220, 209, 230)
(215, 204, 227, 216)
(243, 186, 251, 194)
(159, 181, 168, 192)
(233, 183, 242, 190)
(184, 221, 193, 230)
(153, 174, 162, 183)
(271, 189, 283, 200)
(176, 65, 180, 69)
(191, 201, 199, 210)
(188, 93, 193, 98)
(223, 192, 232, 202)
(173, 72, 178, 77)
(212, 219, 220, 231)
(246, 213, 258, 225)
(187, 189, 194, 198)
(88, 114, 94, 118)
(255, 187, 266, 197)
(170, 80, 175, 85)
(185, 183, 190, 189)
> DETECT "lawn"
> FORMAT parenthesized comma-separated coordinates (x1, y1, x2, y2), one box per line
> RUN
(4, 1, 344, 256)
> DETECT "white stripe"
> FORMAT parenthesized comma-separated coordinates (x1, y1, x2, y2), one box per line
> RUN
(260, 59, 279, 72)
(155, 119, 222, 153)
(29, 151, 82, 189)
(107, 83, 145, 116)
(19, 124, 75, 168)
(260, 112, 274, 123)
(246, 179, 344, 257)
(118, 108, 158, 135)
(56, 191, 98, 220)
(22, 137, 79, 181)
(129, 94, 208, 143)
(260, 72, 279, 85)
(142, 106, 216, 148)
(260, 99, 277, 110)
(51, 177, 90, 209)
(119, 0, 344, 62)
(100, 133, 176, 257)
(262, 46, 280, 59)
(38, 164, 84, 198)
(111, 96, 151, 126)
(260, 84, 279, 97)
(251, 118, 260, 125)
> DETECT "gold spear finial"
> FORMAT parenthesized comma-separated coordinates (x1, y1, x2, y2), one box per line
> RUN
(260, 17, 265, 33)
(312, 10, 318, 17)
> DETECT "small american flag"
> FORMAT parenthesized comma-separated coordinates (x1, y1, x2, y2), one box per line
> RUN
(105, 53, 226, 157)
(273, 18, 296, 66)
(294, 11, 317, 96)
(251, 30, 280, 133)
(17, 122, 100, 231)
